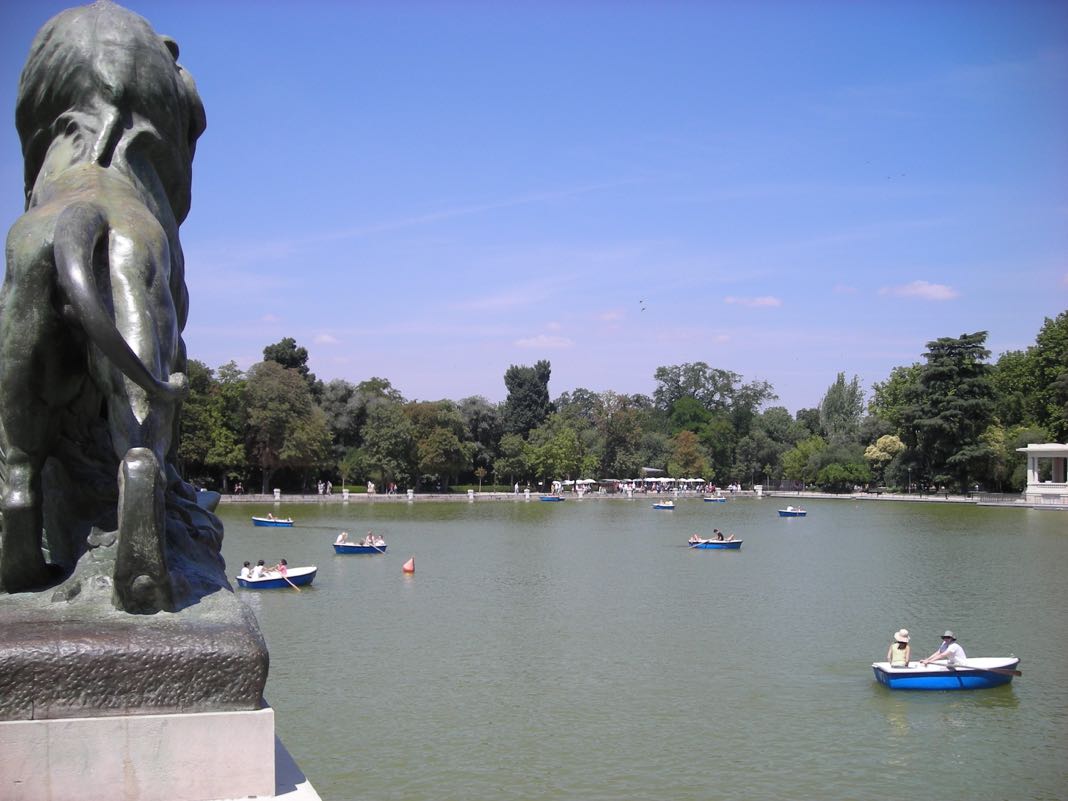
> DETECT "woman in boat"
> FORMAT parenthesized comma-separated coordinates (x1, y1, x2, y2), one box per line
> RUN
(921, 631, 967, 666)
(251, 560, 266, 579)
(714, 529, 724, 541)
(239, 561, 251, 580)
(887, 629, 910, 666)
(335, 531, 349, 545)
(689, 533, 701, 544)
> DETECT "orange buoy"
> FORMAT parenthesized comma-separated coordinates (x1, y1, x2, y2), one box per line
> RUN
(402, 556, 415, 574)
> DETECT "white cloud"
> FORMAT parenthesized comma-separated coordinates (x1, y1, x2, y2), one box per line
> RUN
(833, 284, 858, 294)
(598, 309, 625, 322)
(515, 334, 574, 349)
(879, 280, 958, 301)
(261, 313, 280, 323)
(1061, 272, 1068, 287)
(723, 295, 782, 308)
(314, 333, 340, 345)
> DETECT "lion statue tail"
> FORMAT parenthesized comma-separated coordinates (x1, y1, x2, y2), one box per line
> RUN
(53, 201, 187, 402)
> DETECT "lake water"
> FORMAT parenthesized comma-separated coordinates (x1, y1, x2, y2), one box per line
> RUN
(219, 496, 1067, 801)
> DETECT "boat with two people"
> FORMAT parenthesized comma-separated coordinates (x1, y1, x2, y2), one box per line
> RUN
(777, 505, 806, 517)
(653, 500, 675, 510)
(703, 496, 727, 503)
(871, 657, 1021, 690)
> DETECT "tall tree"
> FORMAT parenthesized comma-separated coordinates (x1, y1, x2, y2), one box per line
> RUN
(245, 360, 331, 493)
(819, 373, 864, 442)
(901, 332, 995, 492)
(502, 360, 553, 437)
(263, 336, 320, 398)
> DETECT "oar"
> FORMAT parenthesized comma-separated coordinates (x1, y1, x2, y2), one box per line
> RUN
(958, 661, 1021, 677)
(368, 541, 386, 554)
(279, 570, 301, 592)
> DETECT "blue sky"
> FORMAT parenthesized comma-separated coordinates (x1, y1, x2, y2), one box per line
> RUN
(2, 1, 1065, 414)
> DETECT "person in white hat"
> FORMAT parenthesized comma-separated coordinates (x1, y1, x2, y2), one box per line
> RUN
(921, 630, 967, 666)
(887, 628, 911, 667)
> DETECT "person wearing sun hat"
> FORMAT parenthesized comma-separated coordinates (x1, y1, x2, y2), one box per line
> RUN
(921, 630, 967, 666)
(887, 628, 911, 667)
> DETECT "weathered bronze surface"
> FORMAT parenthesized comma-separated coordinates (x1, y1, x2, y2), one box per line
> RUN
(0, 1, 268, 719)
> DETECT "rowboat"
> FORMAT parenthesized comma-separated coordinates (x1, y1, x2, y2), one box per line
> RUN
(689, 539, 742, 549)
(252, 516, 294, 527)
(777, 506, 806, 517)
(236, 566, 316, 589)
(703, 496, 727, 503)
(871, 657, 1020, 690)
(333, 542, 387, 555)
(653, 501, 675, 510)
(539, 495, 565, 502)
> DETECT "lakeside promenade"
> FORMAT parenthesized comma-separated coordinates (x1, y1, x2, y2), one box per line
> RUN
(215, 488, 1059, 509)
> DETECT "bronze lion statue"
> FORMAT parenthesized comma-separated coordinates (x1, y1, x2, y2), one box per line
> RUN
(0, 1, 224, 613)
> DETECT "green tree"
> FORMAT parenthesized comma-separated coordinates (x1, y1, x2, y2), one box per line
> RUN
(1029, 312, 1068, 439)
(362, 401, 413, 487)
(901, 332, 995, 492)
(868, 364, 921, 431)
(262, 336, 320, 397)
(667, 430, 711, 478)
(596, 391, 645, 478)
(864, 434, 905, 486)
(494, 433, 529, 487)
(502, 360, 553, 437)
(245, 360, 331, 493)
(177, 359, 247, 489)
(819, 373, 864, 442)
(781, 436, 826, 485)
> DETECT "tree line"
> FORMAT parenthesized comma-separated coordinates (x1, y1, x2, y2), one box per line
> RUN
(178, 313, 1068, 495)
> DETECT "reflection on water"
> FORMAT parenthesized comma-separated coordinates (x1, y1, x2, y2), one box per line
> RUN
(220, 499, 1066, 801)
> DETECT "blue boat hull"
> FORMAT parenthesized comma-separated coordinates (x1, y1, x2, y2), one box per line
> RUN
(333, 543, 387, 554)
(777, 510, 806, 517)
(236, 566, 316, 589)
(539, 496, 565, 502)
(690, 540, 742, 549)
(872, 659, 1019, 690)
(703, 497, 727, 503)
(252, 517, 294, 527)
(653, 504, 675, 510)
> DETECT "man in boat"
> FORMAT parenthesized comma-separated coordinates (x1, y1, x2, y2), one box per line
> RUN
(251, 560, 266, 579)
(335, 531, 349, 545)
(238, 561, 252, 581)
(714, 529, 724, 541)
(921, 631, 967, 666)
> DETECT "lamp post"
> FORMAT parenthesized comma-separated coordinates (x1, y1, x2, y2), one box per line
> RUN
(907, 467, 911, 494)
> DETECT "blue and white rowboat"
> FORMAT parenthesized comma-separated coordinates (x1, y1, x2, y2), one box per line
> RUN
(539, 495, 565, 502)
(871, 657, 1020, 690)
(703, 496, 727, 503)
(333, 542, 387, 555)
(252, 516, 294, 527)
(777, 507, 807, 517)
(689, 539, 742, 549)
(236, 566, 316, 590)
(653, 501, 675, 510)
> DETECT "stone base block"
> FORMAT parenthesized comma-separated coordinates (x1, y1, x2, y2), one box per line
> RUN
(1, 706, 276, 801)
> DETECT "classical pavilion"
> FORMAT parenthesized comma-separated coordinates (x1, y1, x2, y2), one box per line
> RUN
(1016, 443, 1068, 506)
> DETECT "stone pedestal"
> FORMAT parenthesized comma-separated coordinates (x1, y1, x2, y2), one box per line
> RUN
(0, 588, 267, 721)
(1, 706, 276, 801)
